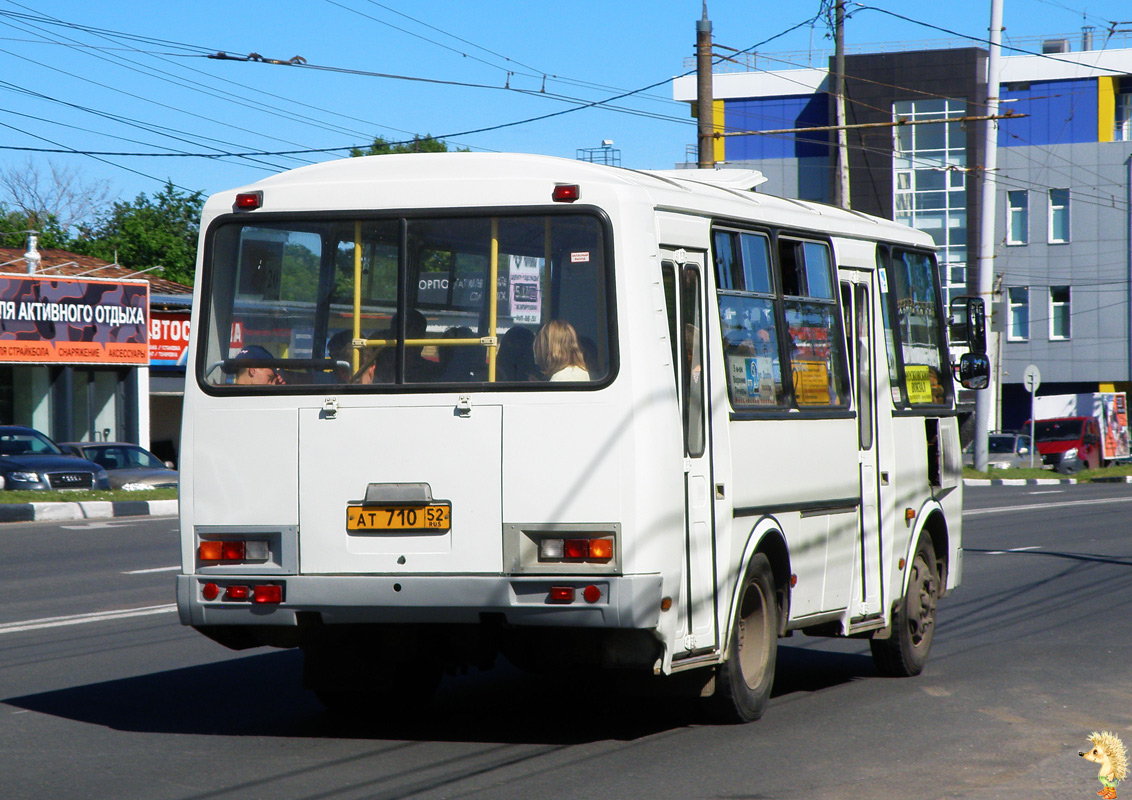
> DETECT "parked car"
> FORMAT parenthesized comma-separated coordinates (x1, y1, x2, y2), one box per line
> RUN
(0, 426, 111, 491)
(61, 442, 178, 490)
(963, 431, 1034, 469)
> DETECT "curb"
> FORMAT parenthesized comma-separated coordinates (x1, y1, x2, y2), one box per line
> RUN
(0, 498, 178, 523)
(963, 477, 1077, 486)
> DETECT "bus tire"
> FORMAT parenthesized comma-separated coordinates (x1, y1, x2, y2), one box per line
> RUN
(870, 536, 938, 677)
(706, 553, 778, 723)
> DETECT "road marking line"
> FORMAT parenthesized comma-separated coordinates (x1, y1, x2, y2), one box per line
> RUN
(0, 604, 176, 635)
(123, 565, 180, 574)
(964, 495, 1132, 516)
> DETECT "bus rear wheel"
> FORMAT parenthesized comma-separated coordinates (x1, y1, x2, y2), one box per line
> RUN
(706, 554, 778, 723)
(870, 537, 939, 677)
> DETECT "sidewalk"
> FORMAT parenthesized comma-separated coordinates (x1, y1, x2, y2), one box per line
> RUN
(963, 476, 1075, 487)
(0, 498, 178, 523)
(964, 475, 1132, 486)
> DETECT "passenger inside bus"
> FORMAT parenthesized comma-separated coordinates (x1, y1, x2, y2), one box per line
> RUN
(326, 330, 354, 383)
(497, 326, 539, 382)
(533, 320, 589, 382)
(231, 345, 283, 385)
(437, 326, 484, 383)
(386, 309, 440, 382)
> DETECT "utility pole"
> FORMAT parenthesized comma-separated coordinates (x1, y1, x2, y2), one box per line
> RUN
(833, 1, 851, 209)
(696, 2, 714, 168)
(973, 0, 1004, 472)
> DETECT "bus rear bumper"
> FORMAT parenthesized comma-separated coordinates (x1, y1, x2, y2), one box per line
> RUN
(176, 573, 664, 630)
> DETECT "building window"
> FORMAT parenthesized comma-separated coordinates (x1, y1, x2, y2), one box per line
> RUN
(1048, 189, 1070, 243)
(892, 98, 967, 306)
(1116, 92, 1132, 141)
(1007, 286, 1029, 340)
(1049, 285, 1071, 339)
(1007, 190, 1028, 245)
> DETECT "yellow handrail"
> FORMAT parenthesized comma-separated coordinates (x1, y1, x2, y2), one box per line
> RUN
(351, 221, 362, 373)
(488, 217, 499, 381)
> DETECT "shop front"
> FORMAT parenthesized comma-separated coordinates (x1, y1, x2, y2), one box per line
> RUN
(0, 252, 152, 448)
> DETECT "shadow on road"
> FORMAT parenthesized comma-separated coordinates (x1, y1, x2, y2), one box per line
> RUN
(4, 642, 875, 744)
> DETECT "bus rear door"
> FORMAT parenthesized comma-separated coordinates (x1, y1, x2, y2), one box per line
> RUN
(841, 272, 883, 623)
(662, 250, 718, 654)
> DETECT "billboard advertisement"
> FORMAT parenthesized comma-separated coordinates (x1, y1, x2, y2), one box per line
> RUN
(0, 274, 150, 365)
(149, 311, 190, 367)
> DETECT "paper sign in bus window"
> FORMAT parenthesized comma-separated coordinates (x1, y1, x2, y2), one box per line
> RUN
(793, 360, 830, 405)
(728, 355, 777, 407)
(904, 364, 933, 404)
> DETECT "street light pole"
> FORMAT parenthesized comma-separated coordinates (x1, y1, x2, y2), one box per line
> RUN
(973, 0, 1004, 472)
(696, 2, 714, 169)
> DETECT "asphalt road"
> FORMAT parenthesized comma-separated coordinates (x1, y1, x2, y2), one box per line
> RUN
(1, 484, 1130, 800)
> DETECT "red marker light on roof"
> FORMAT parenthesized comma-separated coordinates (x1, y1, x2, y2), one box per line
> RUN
(234, 191, 263, 210)
(552, 184, 580, 203)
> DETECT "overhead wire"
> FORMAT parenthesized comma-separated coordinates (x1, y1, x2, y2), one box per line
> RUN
(0, 9, 828, 163)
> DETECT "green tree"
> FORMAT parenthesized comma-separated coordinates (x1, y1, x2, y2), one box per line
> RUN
(349, 134, 468, 158)
(0, 207, 70, 249)
(74, 181, 204, 285)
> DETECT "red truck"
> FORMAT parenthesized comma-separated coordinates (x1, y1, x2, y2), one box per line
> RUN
(1024, 416, 1103, 473)
(1023, 392, 1131, 472)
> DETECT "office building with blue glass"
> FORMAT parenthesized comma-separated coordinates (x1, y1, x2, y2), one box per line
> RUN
(675, 34, 1132, 430)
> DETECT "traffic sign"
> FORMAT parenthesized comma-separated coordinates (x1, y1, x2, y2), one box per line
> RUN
(1023, 364, 1041, 394)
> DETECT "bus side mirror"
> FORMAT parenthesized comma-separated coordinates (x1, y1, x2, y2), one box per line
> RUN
(949, 295, 986, 355)
(957, 353, 990, 390)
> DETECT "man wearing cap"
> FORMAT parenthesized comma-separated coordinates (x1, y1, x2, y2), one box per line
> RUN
(233, 345, 283, 385)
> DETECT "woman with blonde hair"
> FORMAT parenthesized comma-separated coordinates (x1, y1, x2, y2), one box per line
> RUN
(533, 319, 589, 382)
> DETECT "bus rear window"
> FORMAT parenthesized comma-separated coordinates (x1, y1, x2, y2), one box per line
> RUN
(199, 213, 613, 390)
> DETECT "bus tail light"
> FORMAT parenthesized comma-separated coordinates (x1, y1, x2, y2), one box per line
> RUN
(548, 586, 575, 603)
(539, 537, 615, 563)
(198, 539, 270, 564)
(202, 583, 284, 603)
(587, 539, 614, 561)
(563, 539, 588, 560)
(253, 585, 283, 604)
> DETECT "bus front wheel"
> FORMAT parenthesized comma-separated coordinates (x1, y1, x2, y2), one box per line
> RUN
(706, 554, 778, 723)
(870, 537, 938, 677)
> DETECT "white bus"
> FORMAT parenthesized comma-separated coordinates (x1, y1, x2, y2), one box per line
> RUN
(176, 153, 987, 722)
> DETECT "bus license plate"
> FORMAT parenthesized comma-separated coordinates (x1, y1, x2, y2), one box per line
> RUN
(347, 504, 451, 532)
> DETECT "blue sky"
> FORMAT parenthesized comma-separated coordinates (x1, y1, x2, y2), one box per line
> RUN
(1, 0, 1128, 216)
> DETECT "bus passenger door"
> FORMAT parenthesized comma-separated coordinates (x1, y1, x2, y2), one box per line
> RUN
(662, 252, 717, 653)
(842, 275, 883, 620)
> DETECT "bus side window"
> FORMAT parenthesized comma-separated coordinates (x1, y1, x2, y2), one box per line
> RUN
(681, 266, 706, 458)
(661, 262, 680, 392)
(779, 238, 848, 407)
(712, 229, 784, 408)
(884, 248, 952, 406)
